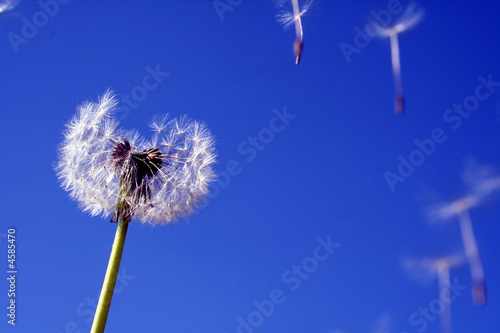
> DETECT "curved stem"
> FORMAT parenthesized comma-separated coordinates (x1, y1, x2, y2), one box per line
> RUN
(90, 217, 130, 333)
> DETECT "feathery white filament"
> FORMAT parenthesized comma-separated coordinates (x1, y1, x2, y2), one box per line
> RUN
(56, 91, 216, 225)
(276, 0, 313, 31)
(0, 0, 19, 13)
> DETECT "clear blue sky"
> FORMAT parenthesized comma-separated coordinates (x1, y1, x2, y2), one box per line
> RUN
(1, 1, 500, 332)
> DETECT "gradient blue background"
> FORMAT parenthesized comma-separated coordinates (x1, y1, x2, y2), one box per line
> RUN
(1, 1, 500, 332)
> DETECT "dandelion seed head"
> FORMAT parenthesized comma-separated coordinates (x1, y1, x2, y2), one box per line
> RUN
(56, 91, 216, 225)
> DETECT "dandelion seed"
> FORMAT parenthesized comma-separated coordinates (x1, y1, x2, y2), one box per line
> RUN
(377, 2, 424, 114)
(404, 254, 465, 333)
(426, 164, 500, 308)
(456, 206, 486, 307)
(56, 91, 216, 332)
(0, 0, 19, 13)
(276, 0, 313, 65)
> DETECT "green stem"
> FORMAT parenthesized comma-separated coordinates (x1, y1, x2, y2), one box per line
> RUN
(90, 216, 129, 333)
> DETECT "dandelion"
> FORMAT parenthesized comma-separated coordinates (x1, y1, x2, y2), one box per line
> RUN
(0, 0, 19, 13)
(0, 0, 19, 19)
(376, 2, 424, 114)
(56, 91, 216, 332)
(427, 164, 500, 308)
(430, 200, 487, 308)
(276, 0, 313, 65)
(404, 254, 466, 333)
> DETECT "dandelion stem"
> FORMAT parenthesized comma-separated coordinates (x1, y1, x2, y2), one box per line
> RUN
(291, 0, 304, 64)
(291, 0, 303, 41)
(90, 216, 130, 333)
(389, 32, 404, 114)
(437, 263, 452, 333)
(458, 209, 486, 307)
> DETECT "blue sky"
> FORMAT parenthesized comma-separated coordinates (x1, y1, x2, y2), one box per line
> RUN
(1, 1, 500, 332)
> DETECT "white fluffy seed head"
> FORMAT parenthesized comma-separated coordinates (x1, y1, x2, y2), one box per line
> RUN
(56, 90, 217, 225)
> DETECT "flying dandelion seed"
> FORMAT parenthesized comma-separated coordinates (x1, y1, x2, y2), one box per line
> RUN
(0, 0, 19, 19)
(461, 163, 500, 203)
(456, 206, 486, 307)
(426, 164, 500, 308)
(404, 254, 465, 333)
(377, 2, 424, 114)
(276, 0, 313, 65)
(0, 0, 19, 13)
(56, 91, 216, 333)
(429, 201, 486, 307)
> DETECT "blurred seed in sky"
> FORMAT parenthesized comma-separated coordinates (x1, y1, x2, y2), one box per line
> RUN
(376, 2, 424, 114)
(0, 0, 19, 13)
(404, 254, 466, 333)
(427, 163, 500, 307)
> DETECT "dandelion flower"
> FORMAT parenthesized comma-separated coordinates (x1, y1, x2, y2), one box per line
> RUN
(376, 2, 424, 114)
(56, 91, 216, 332)
(276, 0, 313, 65)
(56, 90, 216, 225)
(404, 254, 465, 333)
